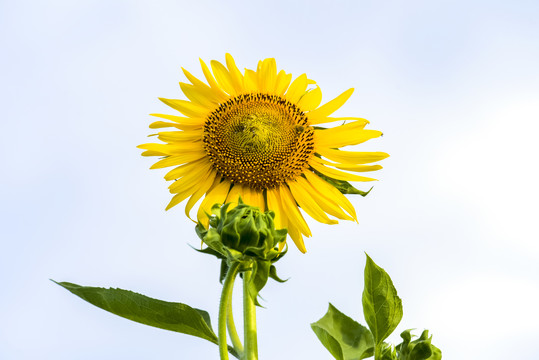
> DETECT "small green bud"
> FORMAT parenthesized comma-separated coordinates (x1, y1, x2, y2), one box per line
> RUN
(395, 329, 442, 360)
(196, 199, 287, 262)
(194, 199, 288, 303)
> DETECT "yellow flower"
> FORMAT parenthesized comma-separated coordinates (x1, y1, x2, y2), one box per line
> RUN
(139, 54, 388, 253)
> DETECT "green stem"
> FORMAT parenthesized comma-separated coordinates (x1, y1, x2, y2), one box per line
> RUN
(374, 344, 381, 360)
(242, 266, 258, 360)
(219, 262, 241, 360)
(227, 292, 244, 355)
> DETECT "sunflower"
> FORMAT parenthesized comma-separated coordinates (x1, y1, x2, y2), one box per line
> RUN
(138, 54, 388, 253)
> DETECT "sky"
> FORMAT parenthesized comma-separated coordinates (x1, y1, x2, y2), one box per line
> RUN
(1, 0, 538, 359)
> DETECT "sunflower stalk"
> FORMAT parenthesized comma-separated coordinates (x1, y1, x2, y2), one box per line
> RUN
(227, 298, 244, 355)
(219, 262, 242, 360)
(242, 267, 258, 360)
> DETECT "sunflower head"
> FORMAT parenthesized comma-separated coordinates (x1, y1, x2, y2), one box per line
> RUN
(203, 93, 314, 189)
(139, 54, 389, 253)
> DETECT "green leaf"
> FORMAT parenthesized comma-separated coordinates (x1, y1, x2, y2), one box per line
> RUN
(314, 170, 373, 196)
(311, 303, 374, 360)
(362, 254, 403, 346)
(52, 280, 238, 358)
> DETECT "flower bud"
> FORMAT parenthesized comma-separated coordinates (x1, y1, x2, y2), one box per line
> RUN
(196, 199, 287, 262)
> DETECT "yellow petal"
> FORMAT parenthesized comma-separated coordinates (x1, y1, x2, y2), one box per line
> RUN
(308, 116, 369, 126)
(316, 128, 383, 148)
(225, 53, 245, 93)
(164, 157, 208, 181)
(287, 227, 305, 253)
(179, 82, 219, 109)
(224, 183, 243, 208)
(141, 150, 162, 157)
(200, 58, 229, 100)
(137, 142, 203, 156)
(168, 161, 213, 193)
(298, 86, 322, 111)
(266, 187, 288, 230)
(310, 158, 378, 182)
(244, 69, 258, 92)
(318, 148, 390, 164)
(303, 171, 357, 220)
(275, 70, 292, 96)
(315, 119, 369, 133)
(182, 67, 211, 89)
(236, 184, 253, 206)
(328, 117, 370, 123)
(136, 143, 171, 156)
(197, 179, 232, 227)
(156, 130, 202, 143)
(278, 185, 311, 237)
(150, 113, 204, 127)
(297, 176, 354, 221)
(274, 188, 307, 253)
(272, 185, 306, 252)
(308, 88, 355, 124)
(288, 179, 338, 225)
(285, 74, 308, 103)
(185, 170, 220, 222)
(148, 150, 206, 169)
(249, 188, 265, 211)
(158, 98, 209, 118)
(164, 163, 213, 209)
(165, 184, 198, 211)
(258, 58, 277, 93)
(149, 121, 197, 131)
(211, 60, 238, 96)
(314, 157, 383, 173)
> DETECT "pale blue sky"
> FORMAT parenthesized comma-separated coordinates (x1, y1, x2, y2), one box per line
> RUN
(1, 1, 539, 359)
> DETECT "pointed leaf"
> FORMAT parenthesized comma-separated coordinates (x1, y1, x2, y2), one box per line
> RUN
(311, 303, 374, 360)
(53, 281, 219, 343)
(362, 254, 403, 346)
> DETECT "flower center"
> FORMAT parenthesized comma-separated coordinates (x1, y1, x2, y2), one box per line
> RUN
(203, 93, 315, 189)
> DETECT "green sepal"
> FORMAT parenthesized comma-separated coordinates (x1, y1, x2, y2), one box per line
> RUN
(219, 260, 229, 284)
(249, 260, 270, 306)
(269, 264, 288, 283)
(311, 303, 374, 360)
(395, 330, 442, 360)
(314, 170, 373, 196)
(191, 244, 226, 260)
(52, 280, 239, 358)
(362, 254, 403, 346)
(379, 343, 398, 360)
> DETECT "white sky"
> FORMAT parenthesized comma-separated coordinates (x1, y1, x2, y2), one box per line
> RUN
(1, 1, 538, 359)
